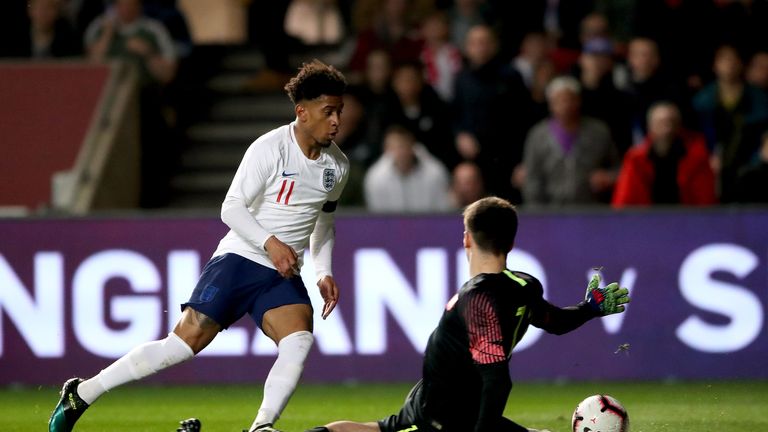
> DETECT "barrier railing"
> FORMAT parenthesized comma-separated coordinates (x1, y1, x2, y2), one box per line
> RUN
(52, 61, 140, 214)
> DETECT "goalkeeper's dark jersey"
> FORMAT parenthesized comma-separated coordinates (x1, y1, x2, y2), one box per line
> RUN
(419, 270, 598, 431)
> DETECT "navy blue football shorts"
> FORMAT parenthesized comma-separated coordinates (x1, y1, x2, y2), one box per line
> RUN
(181, 253, 312, 329)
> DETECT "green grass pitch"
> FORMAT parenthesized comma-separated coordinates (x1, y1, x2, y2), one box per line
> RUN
(7, 380, 768, 432)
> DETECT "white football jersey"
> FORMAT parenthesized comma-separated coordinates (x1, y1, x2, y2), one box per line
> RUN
(213, 122, 349, 270)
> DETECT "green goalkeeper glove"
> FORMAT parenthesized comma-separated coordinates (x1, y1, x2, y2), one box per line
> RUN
(585, 273, 630, 316)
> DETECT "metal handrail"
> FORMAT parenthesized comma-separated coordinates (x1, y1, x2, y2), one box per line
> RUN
(52, 60, 140, 214)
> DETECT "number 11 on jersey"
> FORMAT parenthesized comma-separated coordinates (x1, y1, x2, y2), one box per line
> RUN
(276, 179, 295, 205)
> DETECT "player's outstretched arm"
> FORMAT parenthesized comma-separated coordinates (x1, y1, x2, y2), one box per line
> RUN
(584, 273, 631, 316)
(530, 272, 630, 335)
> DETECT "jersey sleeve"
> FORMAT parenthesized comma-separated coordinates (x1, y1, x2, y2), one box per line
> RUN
(310, 210, 335, 280)
(462, 290, 507, 365)
(220, 141, 278, 249)
(530, 293, 598, 335)
(503, 270, 598, 335)
(326, 151, 349, 203)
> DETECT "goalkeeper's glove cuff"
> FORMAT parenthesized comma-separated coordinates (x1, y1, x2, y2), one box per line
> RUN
(586, 285, 629, 316)
(585, 288, 607, 315)
(584, 274, 630, 316)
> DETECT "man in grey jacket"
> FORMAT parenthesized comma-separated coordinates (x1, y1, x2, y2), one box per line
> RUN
(519, 76, 619, 206)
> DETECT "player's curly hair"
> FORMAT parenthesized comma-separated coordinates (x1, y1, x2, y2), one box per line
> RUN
(284, 59, 347, 104)
(463, 197, 518, 255)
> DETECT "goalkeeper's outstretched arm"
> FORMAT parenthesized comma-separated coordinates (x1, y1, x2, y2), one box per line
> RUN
(532, 273, 631, 335)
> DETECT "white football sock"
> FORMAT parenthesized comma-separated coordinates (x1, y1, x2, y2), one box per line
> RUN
(250, 330, 314, 430)
(77, 332, 194, 405)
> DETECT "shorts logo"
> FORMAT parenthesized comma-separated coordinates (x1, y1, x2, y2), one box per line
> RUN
(323, 168, 336, 191)
(201, 285, 219, 302)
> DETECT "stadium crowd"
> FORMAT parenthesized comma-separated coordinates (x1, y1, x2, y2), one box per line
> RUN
(3, 0, 768, 211)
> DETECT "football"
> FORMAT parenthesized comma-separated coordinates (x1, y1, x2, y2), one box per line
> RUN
(572, 394, 629, 432)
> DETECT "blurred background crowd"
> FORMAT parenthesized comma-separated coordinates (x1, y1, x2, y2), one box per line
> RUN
(2, 0, 768, 213)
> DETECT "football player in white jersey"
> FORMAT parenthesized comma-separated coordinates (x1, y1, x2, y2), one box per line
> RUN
(48, 60, 350, 432)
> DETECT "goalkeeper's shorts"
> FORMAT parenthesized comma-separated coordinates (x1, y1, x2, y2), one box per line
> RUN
(378, 379, 432, 432)
(377, 379, 531, 432)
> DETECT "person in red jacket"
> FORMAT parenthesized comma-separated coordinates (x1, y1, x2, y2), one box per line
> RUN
(612, 101, 717, 207)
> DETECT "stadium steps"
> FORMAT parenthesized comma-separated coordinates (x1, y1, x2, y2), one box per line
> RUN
(184, 121, 279, 143)
(167, 46, 295, 209)
(178, 140, 247, 171)
(207, 95, 294, 121)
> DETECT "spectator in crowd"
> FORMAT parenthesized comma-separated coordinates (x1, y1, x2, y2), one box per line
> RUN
(0, 0, 81, 58)
(332, 89, 367, 207)
(450, 161, 486, 208)
(61, 0, 105, 41)
(632, 0, 719, 92)
(348, 49, 396, 168)
(747, 50, 768, 99)
(528, 58, 558, 125)
(545, 0, 595, 52)
(509, 32, 551, 92)
(706, 0, 768, 61)
(346, 0, 425, 80)
(548, 9, 606, 74)
(623, 37, 692, 144)
(453, 24, 531, 199)
(483, 0, 593, 62)
(480, 1, 542, 62)
(520, 76, 619, 206)
(85, 0, 178, 207)
(594, 0, 637, 48)
(693, 44, 768, 202)
(334, 89, 367, 155)
(419, 10, 463, 102)
(612, 102, 716, 207)
(452, 24, 498, 163)
(578, 11, 610, 47)
(734, 131, 768, 203)
(447, 0, 492, 56)
(141, 0, 192, 58)
(364, 126, 452, 213)
(85, 0, 177, 85)
(26, 0, 82, 58)
(385, 62, 457, 170)
(576, 36, 632, 154)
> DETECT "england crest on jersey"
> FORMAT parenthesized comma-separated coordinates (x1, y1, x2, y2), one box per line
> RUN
(323, 168, 336, 191)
